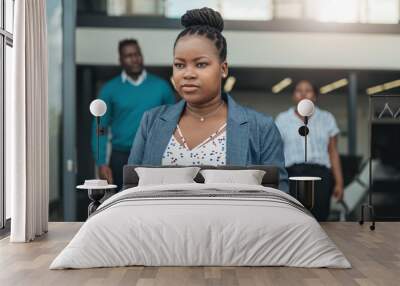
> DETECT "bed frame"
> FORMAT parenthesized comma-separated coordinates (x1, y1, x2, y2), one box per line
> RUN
(122, 165, 279, 190)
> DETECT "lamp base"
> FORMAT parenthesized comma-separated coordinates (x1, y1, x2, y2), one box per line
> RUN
(76, 179, 117, 217)
(289, 176, 321, 210)
(359, 203, 376, 231)
(88, 189, 106, 216)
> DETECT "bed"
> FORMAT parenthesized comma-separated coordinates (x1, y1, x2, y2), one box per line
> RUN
(50, 165, 350, 269)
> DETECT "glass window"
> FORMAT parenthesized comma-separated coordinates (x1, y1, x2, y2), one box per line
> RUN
(107, 0, 163, 16)
(313, 0, 360, 23)
(0, 38, 3, 228)
(274, 0, 304, 20)
(107, 0, 128, 16)
(165, 0, 273, 20)
(5, 0, 14, 33)
(366, 0, 399, 24)
(306, 0, 400, 24)
(5, 44, 12, 220)
(81, 0, 400, 25)
(47, 0, 63, 220)
(0, 0, 3, 29)
(222, 0, 272, 20)
(165, 0, 219, 18)
(130, 0, 163, 15)
(2, 0, 14, 228)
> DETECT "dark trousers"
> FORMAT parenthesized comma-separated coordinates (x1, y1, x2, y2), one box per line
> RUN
(110, 149, 130, 192)
(287, 164, 334, 221)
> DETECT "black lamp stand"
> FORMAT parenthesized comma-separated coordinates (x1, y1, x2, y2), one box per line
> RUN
(359, 94, 377, 231)
(290, 116, 319, 211)
(298, 116, 309, 162)
(95, 116, 106, 163)
(90, 116, 107, 216)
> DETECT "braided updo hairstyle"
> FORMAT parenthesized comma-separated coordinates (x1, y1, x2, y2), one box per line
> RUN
(174, 7, 227, 62)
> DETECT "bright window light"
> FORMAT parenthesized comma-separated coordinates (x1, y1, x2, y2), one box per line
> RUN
(221, 0, 272, 21)
(165, 0, 273, 20)
(165, 0, 219, 18)
(315, 0, 360, 23)
(366, 0, 399, 24)
(275, 0, 304, 19)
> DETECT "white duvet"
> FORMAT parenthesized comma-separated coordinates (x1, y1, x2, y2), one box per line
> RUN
(50, 183, 351, 269)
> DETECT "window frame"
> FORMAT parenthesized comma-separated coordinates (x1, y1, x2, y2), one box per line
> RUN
(77, 0, 400, 29)
(1, 0, 14, 231)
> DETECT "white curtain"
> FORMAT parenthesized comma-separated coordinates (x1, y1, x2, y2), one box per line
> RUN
(7, 0, 49, 242)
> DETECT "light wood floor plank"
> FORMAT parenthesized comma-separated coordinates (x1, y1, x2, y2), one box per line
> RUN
(0, 222, 399, 286)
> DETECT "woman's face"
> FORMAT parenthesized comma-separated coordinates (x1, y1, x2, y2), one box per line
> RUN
(293, 80, 317, 105)
(173, 35, 228, 105)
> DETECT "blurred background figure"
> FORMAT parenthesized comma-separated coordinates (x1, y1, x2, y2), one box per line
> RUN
(275, 80, 344, 221)
(91, 39, 176, 191)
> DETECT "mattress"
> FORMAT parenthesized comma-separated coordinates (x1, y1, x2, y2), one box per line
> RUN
(50, 183, 351, 269)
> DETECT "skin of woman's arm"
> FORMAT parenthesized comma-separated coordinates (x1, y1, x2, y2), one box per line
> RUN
(328, 135, 344, 200)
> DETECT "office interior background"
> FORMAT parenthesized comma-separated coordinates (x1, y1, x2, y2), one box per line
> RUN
(2, 0, 400, 226)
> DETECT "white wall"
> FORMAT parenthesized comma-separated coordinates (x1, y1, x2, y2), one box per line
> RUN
(77, 27, 400, 70)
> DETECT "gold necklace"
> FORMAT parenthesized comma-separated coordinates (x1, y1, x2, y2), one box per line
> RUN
(186, 101, 224, 122)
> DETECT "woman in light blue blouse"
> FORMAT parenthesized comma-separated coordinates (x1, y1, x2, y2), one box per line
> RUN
(128, 7, 289, 192)
(275, 80, 344, 220)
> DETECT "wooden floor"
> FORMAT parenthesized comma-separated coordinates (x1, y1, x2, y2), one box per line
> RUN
(0, 222, 399, 286)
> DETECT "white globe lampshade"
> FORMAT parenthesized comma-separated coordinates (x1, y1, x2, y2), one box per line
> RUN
(297, 99, 315, 117)
(90, 99, 107, 117)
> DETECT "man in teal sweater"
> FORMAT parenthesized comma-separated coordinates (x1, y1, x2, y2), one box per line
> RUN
(92, 39, 176, 191)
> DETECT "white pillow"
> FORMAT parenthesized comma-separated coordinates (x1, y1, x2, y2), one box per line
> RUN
(200, 169, 266, 185)
(135, 167, 201, 186)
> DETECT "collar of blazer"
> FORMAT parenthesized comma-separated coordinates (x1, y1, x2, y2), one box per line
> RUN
(151, 93, 249, 166)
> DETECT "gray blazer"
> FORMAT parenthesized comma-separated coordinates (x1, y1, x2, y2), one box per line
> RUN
(128, 94, 288, 192)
